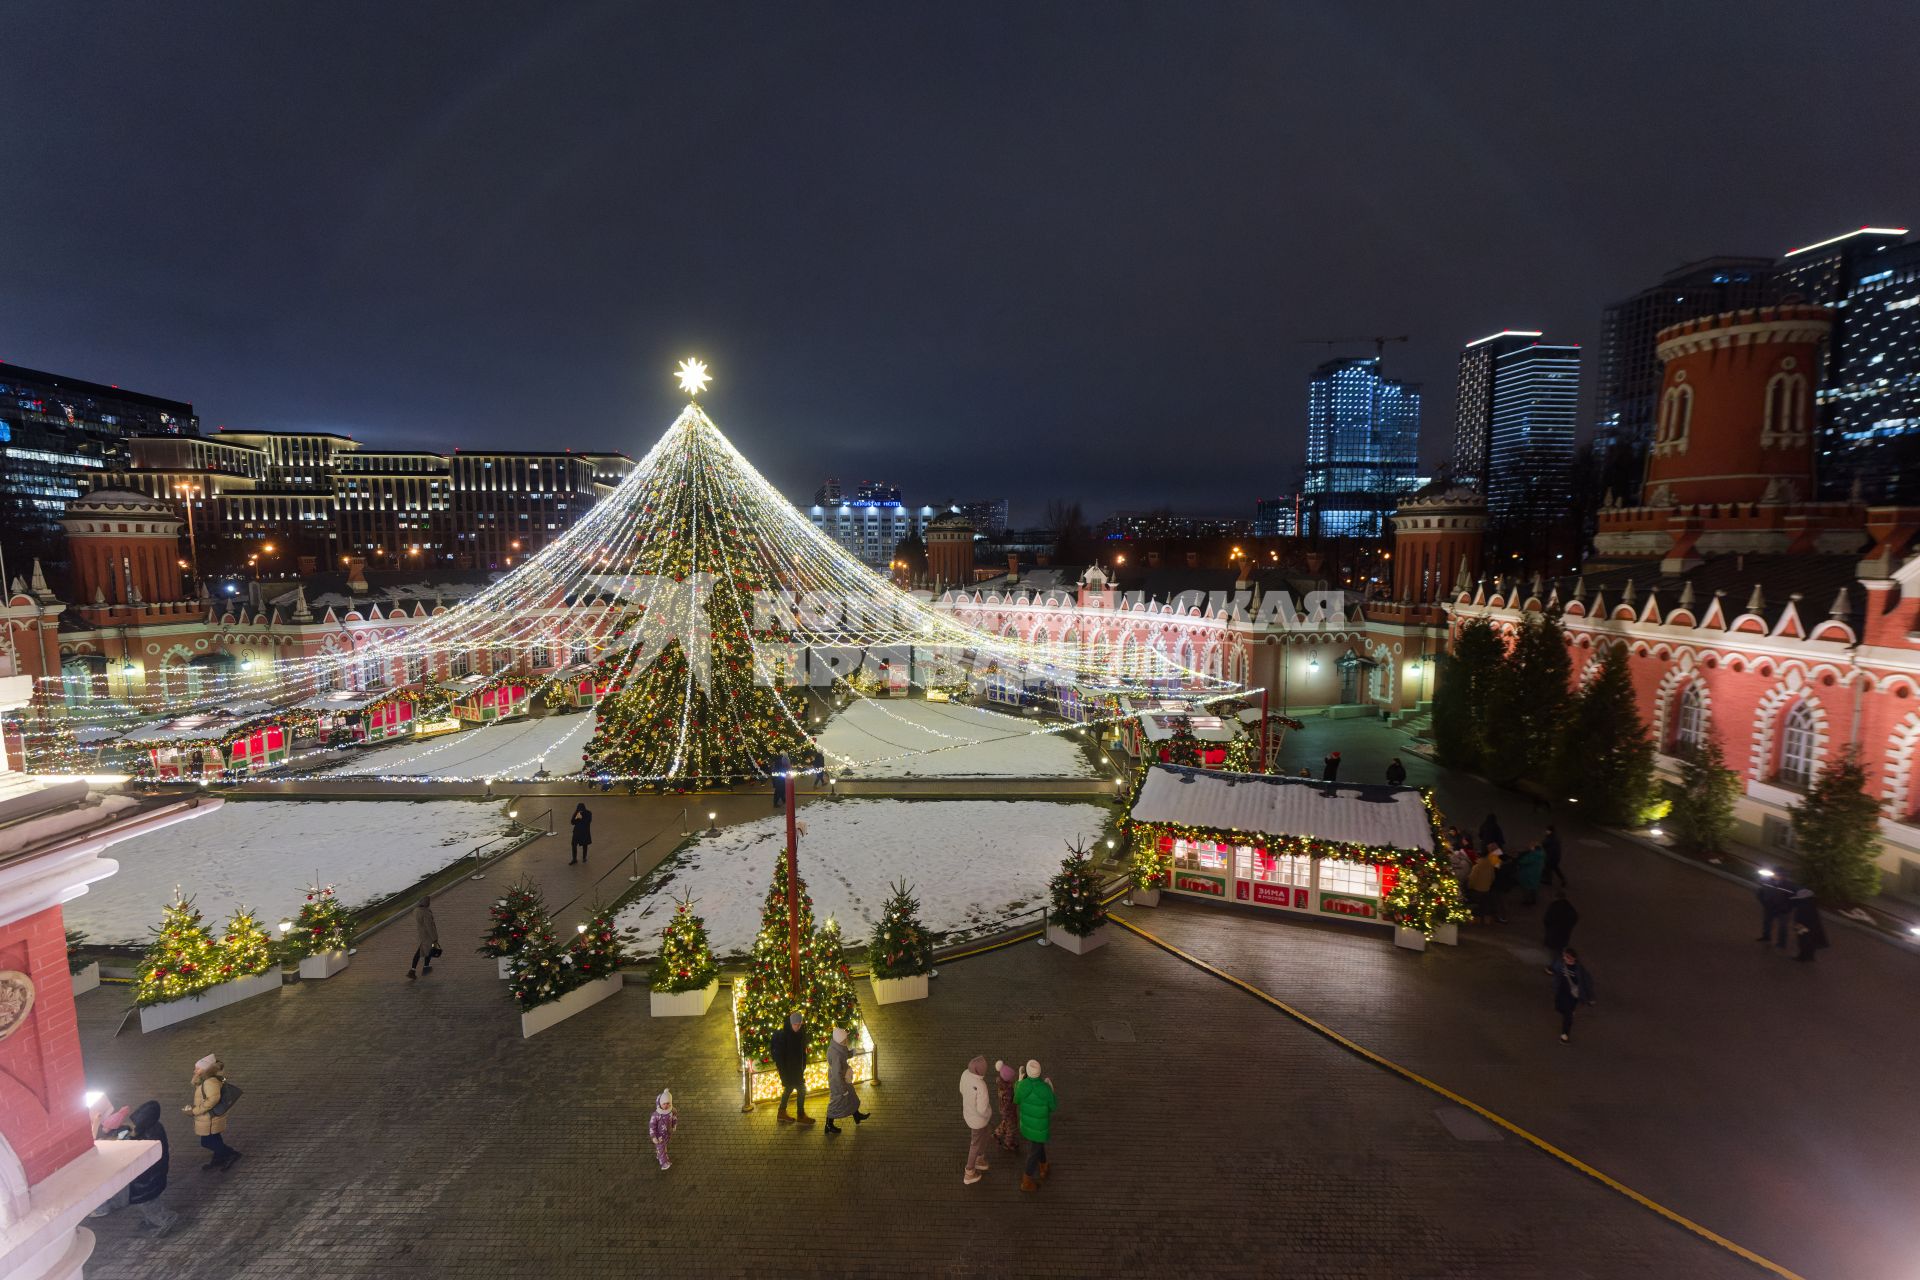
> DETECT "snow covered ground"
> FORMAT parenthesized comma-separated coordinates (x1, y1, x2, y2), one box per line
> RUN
(616, 798, 1110, 957)
(816, 698, 1095, 778)
(321, 712, 596, 780)
(70, 800, 518, 946)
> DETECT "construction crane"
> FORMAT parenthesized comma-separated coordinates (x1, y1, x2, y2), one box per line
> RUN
(1297, 335, 1410, 365)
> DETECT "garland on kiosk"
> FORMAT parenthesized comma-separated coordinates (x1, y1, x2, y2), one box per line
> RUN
(1118, 764, 1467, 937)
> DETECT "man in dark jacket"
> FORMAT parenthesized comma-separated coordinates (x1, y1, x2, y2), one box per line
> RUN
(1541, 825, 1567, 887)
(1756, 876, 1796, 948)
(1385, 758, 1407, 786)
(1550, 948, 1596, 1043)
(772, 752, 792, 810)
(768, 1011, 814, 1125)
(109, 1101, 180, 1235)
(569, 803, 593, 864)
(1791, 889, 1830, 963)
(1322, 751, 1342, 781)
(1542, 891, 1579, 971)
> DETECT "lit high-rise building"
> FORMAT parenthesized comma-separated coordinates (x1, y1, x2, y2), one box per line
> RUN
(1451, 330, 1542, 490)
(1302, 358, 1420, 538)
(1819, 232, 1920, 502)
(1485, 342, 1581, 520)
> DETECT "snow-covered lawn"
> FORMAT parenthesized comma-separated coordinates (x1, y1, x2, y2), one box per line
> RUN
(70, 800, 518, 946)
(616, 799, 1110, 957)
(321, 712, 596, 780)
(817, 699, 1095, 778)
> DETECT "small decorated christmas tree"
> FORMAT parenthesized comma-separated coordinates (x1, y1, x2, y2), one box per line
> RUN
(867, 881, 932, 979)
(650, 895, 719, 993)
(505, 913, 568, 1010)
(479, 880, 547, 959)
(1129, 830, 1172, 892)
(567, 908, 628, 983)
(217, 907, 276, 982)
(1048, 840, 1106, 937)
(134, 894, 223, 1007)
(286, 883, 354, 958)
(735, 851, 861, 1062)
(1165, 716, 1201, 767)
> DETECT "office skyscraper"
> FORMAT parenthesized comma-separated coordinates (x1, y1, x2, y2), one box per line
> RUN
(1302, 357, 1420, 538)
(1592, 256, 1775, 499)
(1485, 343, 1581, 521)
(1451, 330, 1542, 490)
(1819, 233, 1920, 501)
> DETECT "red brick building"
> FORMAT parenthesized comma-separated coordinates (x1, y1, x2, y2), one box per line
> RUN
(1448, 305, 1920, 886)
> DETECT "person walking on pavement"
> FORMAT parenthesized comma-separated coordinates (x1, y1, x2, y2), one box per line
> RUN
(569, 803, 593, 864)
(769, 1012, 814, 1126)
(1756, 876, 1797, 948)
(1542, 891, 1579, 972)
(1550, 948, 1596, 1043)
(649, 1089, 677, 1170)
(1479, 812, 1505, 852)
(1791, 889, 1830, 963)
(823, 1025, 869, 1134)
(184, 1054, 240, 1171)
(772, 751, 792, 810)
(408, 895, 439, 980)
(102, 1101, 180, 1236)
(1512, 842, 1546, 907)
(959, 1055, 993, 1184)
(1541, 825, 1568, 887)
(991, 1060, 1020, 1155)
(1322, 751, 1342, 782)
(1015, 1060, 1057, 1192)
(1385, 757, 1407, 786)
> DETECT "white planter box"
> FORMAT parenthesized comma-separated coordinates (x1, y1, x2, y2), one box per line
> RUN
(520, 972, 624, 1039)
(1045, 923, 1108, 955)
(649, 979, 719, 1018)
(298, 950, 349, 980)
(498, 956, 513, 980)
(139, 967, 283, 1033)
(70, 961, 100, 997)
(1393, 926, 1428, 952)
(1128, 888, 1162, 907)
(870, 972, 929, 1004)
(1432, 923, 1459, 946)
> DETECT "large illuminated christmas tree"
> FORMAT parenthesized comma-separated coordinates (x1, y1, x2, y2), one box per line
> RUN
(582, 361, 810, 784)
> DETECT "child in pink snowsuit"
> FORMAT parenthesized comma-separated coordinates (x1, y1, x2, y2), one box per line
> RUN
(650, 1089, 677, 1170)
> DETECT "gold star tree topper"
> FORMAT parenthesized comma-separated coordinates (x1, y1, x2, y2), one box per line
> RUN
(676, 357, 711, 398)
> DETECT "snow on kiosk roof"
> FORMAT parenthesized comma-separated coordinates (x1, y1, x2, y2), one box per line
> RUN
(1130, 765, 1435, 854)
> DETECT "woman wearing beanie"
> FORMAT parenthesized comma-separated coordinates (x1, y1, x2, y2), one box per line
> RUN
(649, 1089, 677, 1170)
(183, 1054, 240, 1171)
(991, 1060, 1020, 1155)
(1014, 1059, 1057, 1191)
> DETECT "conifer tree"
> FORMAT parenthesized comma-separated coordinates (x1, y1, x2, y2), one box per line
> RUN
(478, 880, 547, 959)
(1432, 618, 1502, 770)
(735, 851, 860, 1062)
(1486, 610, 1571, 784)
(868, 881, 933, 979)
(286, 883, 354, 958)
(1047, 841, 1106, 937)
(566, 907, 628, 983)
(650, 894, 719, 993)
(217, 907, 276, 982)
(134, 895, 223, 1007)
(1555, 643, 1655, 825)
(1791, 748, 1884, 904)
(506, 913, 569, 1010)
(1670, 738, 1740, 858)
(1165, 716, 1201, 767)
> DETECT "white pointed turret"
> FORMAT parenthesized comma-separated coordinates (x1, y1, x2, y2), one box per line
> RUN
(1829, 587, 1850, 619)
(1746, 584, 1765, 615)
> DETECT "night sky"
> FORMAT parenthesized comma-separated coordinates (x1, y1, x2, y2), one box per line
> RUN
(7, 2, 1919, 523)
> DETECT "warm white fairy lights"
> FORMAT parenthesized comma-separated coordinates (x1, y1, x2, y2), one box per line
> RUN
(14, 388, 1241, 781)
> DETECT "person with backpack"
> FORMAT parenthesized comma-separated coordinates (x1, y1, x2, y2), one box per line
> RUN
(183, 1054, 241, 1171)
(569, 803, 593, 864)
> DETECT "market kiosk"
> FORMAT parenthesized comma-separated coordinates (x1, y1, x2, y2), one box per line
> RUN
(1121, 698, 1242, 768)
(1127, 764, 1462, 947)
(562, 665, 612, 709)
(450, 673, 530, 724)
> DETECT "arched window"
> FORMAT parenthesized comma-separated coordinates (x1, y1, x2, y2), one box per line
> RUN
(1675, 682, 1707, 752)
(1779, 701, 1817, 789)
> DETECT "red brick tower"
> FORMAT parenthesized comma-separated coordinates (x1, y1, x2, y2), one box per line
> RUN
(1388, 487, 1487, 614)
(61, 490, 187, 620)
(925, 512, 975, 589)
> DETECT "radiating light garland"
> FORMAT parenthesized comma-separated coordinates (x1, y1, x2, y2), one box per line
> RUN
(12, 388, 1242, 781)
